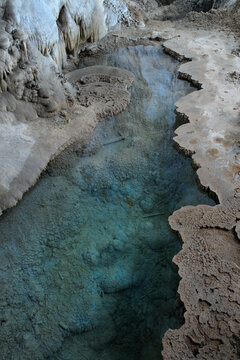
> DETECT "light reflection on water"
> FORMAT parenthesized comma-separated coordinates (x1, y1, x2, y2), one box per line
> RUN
(0, 45, 215, 359)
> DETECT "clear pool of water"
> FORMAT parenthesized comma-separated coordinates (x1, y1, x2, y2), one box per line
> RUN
(0, 45, 215, 360)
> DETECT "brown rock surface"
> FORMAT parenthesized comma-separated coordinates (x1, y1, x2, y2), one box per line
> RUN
(159, 28, 240, 360)
(66, 65, 135, 118)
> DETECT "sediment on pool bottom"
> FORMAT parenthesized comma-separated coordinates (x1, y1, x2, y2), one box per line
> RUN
(0, 44, 215, 360)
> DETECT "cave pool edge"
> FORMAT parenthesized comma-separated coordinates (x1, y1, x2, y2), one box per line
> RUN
(0, 43, 215, 359)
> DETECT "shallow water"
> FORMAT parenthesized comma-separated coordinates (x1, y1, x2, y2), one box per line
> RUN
(0, 45, 215, 359)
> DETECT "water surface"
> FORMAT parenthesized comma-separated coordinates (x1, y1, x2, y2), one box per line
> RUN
(0, 45, 215, 359)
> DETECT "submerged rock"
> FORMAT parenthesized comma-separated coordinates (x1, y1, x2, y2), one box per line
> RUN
(0, 44, 215, 359)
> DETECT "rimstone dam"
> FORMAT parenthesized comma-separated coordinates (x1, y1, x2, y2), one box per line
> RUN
(0, 0, 239, 359)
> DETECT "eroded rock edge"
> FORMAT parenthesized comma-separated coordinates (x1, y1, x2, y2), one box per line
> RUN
(161, 32, 240, 360)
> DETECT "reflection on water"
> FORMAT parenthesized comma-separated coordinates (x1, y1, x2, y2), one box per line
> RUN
(0, 45, 215, 359)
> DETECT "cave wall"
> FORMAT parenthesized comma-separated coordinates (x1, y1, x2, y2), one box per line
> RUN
(150, 0, 238, 20)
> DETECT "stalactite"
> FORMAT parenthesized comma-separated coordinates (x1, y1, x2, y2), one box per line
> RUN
(0, 0, 130, 90)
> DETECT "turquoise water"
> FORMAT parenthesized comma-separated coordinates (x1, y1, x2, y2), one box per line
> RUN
(0, 45, 215, 359)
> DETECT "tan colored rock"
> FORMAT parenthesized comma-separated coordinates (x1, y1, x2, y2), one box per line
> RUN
(66, 65, 135, 118)
(159, 28, 240, 360)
